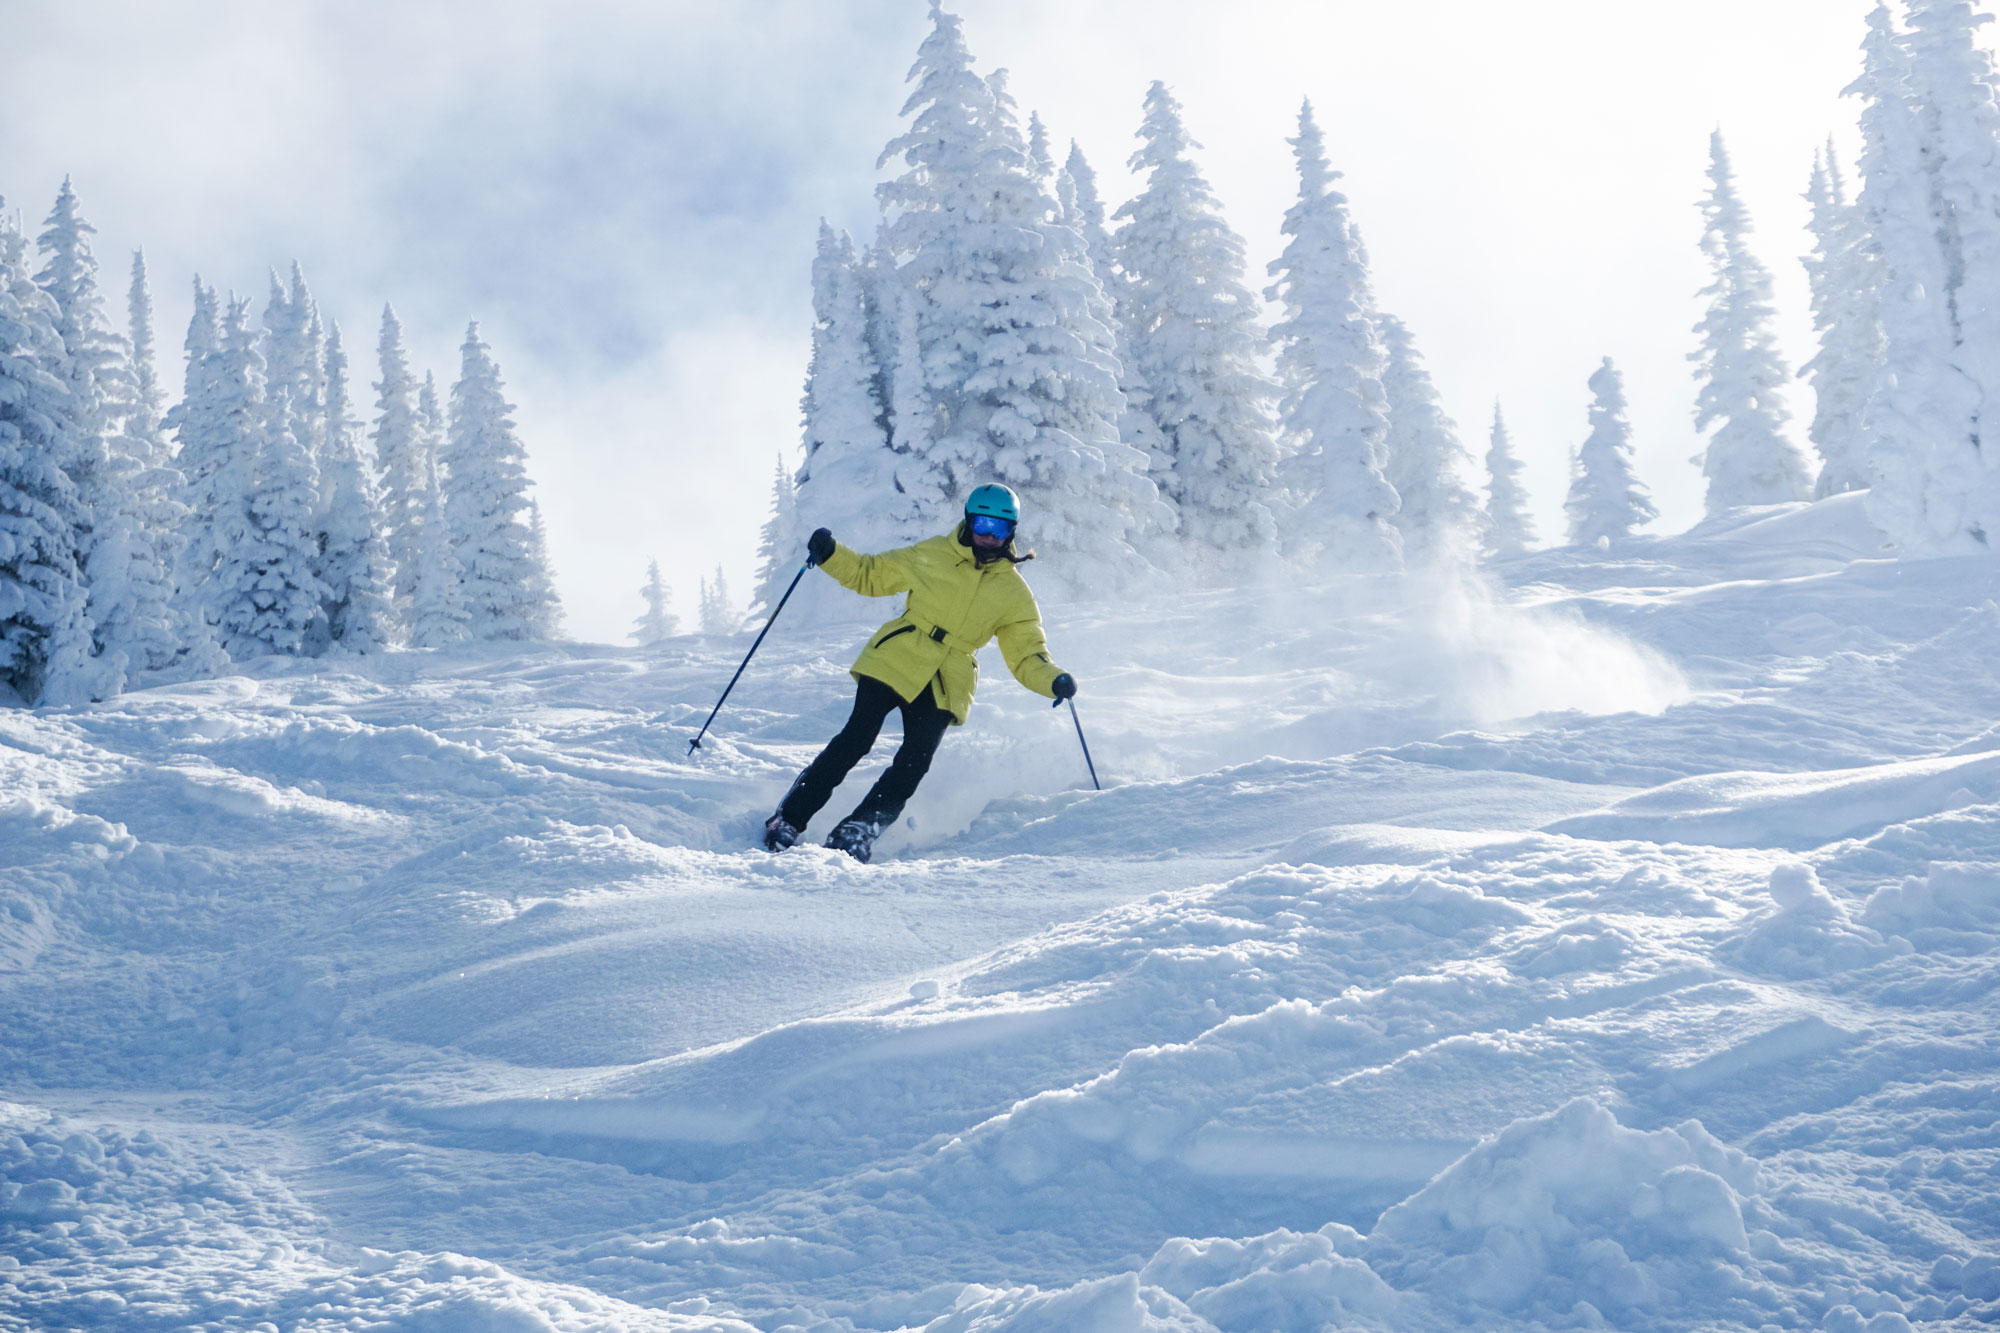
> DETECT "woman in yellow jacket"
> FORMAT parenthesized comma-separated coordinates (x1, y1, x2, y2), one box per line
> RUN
(764, 484, 1076, 862)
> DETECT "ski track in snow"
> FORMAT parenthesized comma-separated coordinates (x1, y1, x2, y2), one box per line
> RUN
(4, 495, 2000, 1330)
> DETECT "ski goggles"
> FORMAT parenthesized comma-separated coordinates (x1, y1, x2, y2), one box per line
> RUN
(969, 514, 1015, 539)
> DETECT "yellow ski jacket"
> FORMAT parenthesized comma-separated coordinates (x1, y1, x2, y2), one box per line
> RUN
(818, 532, 1065, 725)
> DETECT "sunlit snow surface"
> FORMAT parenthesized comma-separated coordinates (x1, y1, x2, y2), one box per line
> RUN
(5, 492, 1999, 1331)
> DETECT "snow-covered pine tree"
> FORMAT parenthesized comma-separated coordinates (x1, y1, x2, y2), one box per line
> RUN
(93, 247, 189, 677)
(1482, 402, 1538, 559)
(218, 384, 326, 658)
(1690, 131, 1813, 513)
(1114, 80, 1282, 569)
(408, 448, 469, 649)
(1061, 141, 1172, 483)
(0, 201, 97, 706)
(1907, 0, 2000, 490)
(1800, 141, 1885, 498)
(698, 565, 736, 635)
(789, 224, 903, 564)
(752, 451, 807, 619)
(1378, 313, 1482, 567)
(873, 3, 1160, 588)
(523, 499, 562, 639)
(372, 305, 425, 611)
(632, 558, 678, 644)
(262, 264, 326, 467)
(441, 322, 560, 639)
(1027, 111, 1055, 184)
(316, 322, 395, 652)
(1262, 100, 1400, 570)
(1567, 357, 1657, 546)
(165, 281, 233, 620)
(1848, 1, 1983, 549)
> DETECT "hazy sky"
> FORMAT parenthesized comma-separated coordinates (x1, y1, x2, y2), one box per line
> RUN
(6, 0, 1911, 641)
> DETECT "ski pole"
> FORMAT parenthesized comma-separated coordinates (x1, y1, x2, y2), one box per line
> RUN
(686, 557, 815, 756)
(1056, 695, 1101, 791)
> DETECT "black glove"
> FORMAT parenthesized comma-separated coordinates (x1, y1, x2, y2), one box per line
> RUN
(807, 528, 835, 565)
(1051, 673, 1077, 702)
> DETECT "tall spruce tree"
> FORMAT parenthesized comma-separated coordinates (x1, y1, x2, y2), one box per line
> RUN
(442, 322, 560, 639)
(0, 202, 97, 705)
(1691, 131, 1812, 512)
(1114, 81, 1281, 569)
(1848, 2, 1982, 549)
(1379, 314, 1482, 567)
(408, 447, 469, 650)
(1567, 358, 1657, 546)
(371, 305, 425, 610)
(1262, 99, 1400, 569)
(873, 3, 1159, 589)
(752, 451, 807, 620)
(790, 225, 900, 560)
(1482, 402, 1538, 559)
(632, 558, 678, 644)
(1800, 142, 1884, 498)
(317, 322, 395, 652)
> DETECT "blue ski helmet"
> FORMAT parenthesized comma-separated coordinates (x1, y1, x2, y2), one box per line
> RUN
(965, 483, 1020, 525)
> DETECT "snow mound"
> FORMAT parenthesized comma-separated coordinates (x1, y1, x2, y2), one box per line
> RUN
(1860, 860, 2000, 951)
(1717, 862, 1908, 978)
(914, 1273, 1212, 1332)
(1364, 1097, 1775, 1329)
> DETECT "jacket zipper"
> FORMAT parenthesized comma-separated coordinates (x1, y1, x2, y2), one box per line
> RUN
(872, 623, 918, 649)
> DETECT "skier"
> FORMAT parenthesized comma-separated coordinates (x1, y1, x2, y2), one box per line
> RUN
(763, 484, 1077, 862)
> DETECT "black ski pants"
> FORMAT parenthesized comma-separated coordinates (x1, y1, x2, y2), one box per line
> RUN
(779, 673, 953, 832)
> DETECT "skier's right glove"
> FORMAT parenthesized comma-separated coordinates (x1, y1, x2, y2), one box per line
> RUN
(1051, 673, 1077, 702)
(807, 528, 836, 565)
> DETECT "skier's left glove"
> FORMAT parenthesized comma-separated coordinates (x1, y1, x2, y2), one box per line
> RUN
(807, 528, 836, 565)
(1051, 673, 1077, 703)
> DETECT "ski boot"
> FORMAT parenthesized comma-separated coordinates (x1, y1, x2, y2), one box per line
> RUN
(762, 812, 801, 853)
(826, 818, 881, 864)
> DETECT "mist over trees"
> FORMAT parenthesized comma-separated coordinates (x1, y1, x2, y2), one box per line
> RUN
(0, 177, 562, 704)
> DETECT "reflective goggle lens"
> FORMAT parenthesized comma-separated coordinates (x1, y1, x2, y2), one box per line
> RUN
(970, 514, 1015, 538)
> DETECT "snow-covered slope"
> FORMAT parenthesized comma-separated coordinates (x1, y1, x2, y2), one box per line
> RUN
(4, 494, 1998, 1331)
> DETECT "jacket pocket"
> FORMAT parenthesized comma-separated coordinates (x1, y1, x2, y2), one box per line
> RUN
(871, 623, 918, 650)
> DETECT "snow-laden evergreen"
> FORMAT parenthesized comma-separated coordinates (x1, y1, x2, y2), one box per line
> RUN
(1482, 402, 1538, 559)
(407, 449, 468, 650)
(441, 323, 560, 640)
(371, 305, 425, 611)
(1262, 100, 1400, 570)
(209, 298, 325, 660)
(632, 558, 678, 645)
(1114, 80, 1281, 569)
(262, 264, 326, 467)
(1026, 110, 1055, 184)
(752, 453, 806, 620)
(873, 3, 1160, 587)
(32, 180, 118, 531)
(698, 565, 736, 635)
(0, 202, 96, 707)
(1800, 142, 1885, 498)
(1690, 132, 1812, 513)
(1567, 357, 1657, 547)
(125, 251, 168, 468)
(524, 500, 562, 639)
(87, 248, 189, 678)
(315, 322, 395, 653)
(1848, 2, 1983, 550)
(1906, 0, 2000, 520)
(164, 282, 232, 633)
(1379, 314, 1482, 568)
(1060, 142, 1172, 484)
(789, 224, 901, 564)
